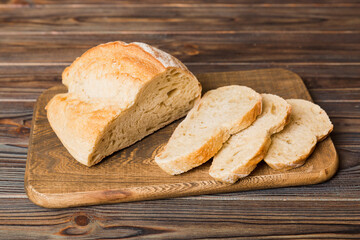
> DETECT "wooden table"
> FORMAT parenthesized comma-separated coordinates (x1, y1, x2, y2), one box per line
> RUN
(1, 1, 359, 239)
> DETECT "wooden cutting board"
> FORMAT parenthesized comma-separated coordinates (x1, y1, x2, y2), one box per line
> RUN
(25, 68, 338, 208)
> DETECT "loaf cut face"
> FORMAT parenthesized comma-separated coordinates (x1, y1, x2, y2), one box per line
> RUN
(210, 94, 291, 183)
(46, 41, 201, 166)
(264, 99, 333, 170)
(155, 85, 262, 175)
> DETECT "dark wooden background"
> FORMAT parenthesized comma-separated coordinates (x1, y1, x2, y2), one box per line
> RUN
(0, 0, 359, 239)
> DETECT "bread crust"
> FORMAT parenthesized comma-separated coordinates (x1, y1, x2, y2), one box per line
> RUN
(46, 41, 201, 166)
(265, 141, 317, 171)
(62, 41, 191, 88)
(46, 94, 119, 165)
(264, 99, 333, 171)
(209, 94, 292, 183)
(155, 86, 262, 175)
(210, 136, 271, 183)
(156, 129, 230, 175)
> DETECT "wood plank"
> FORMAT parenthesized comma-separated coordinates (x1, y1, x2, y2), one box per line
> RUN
(0, 88, 43, 101)
(0, 6, 359, 33)
(0, 33, 359, 64)
(0, 145, 26, 196)
(311, 88, 360, 101)
(0, 101, 33, 145)
(2, 0, 360, 6)
(1, 64, 359, 89)
(332, 118, 360, 134)
(0, 65, 63, 89)
(188, 64, 360, 89)
(317, 102, 360, 118)
(0, 198, 359, 239)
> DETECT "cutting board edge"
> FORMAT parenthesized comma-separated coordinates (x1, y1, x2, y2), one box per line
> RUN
(25, 148, 338, 208)
(25, 68, 339, 208)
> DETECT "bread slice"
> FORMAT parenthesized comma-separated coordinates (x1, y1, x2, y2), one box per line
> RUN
(46, 41, 202, 166)
(155, 85, 262, 175)
(264, 99, 333, 170)
(209, 94, 291, 183)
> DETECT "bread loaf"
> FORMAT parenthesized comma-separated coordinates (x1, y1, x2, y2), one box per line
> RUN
(264, 99, 333, 170)
(46, 41, 201, 166)
(210, 94, 291, 183)
(155, 85, 262, 175)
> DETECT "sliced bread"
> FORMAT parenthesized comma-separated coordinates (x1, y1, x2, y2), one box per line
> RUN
(155, 85, 262, 175)
(264, 99, 333, 170)
(46, 41, 201, 166)
(209, 94, 291, 183)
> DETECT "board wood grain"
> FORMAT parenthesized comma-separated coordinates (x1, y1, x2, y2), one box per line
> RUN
(25, 68, 338, 208)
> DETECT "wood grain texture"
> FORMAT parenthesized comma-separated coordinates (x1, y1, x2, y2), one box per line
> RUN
(1, 33, 359, 64)
(0, 5, 359, 32)
(0, 198, 360, 239)
(0, 0, 359, 238)
(4, 0, 360, 5)
(25, 69, 338, 208)
(1, 64, 359, 89)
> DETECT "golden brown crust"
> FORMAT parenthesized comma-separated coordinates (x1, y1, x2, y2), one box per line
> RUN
(232, 136, 272, 175)
(62, 41, 189, 92)
(210, 137, 271, 184)
(209, 93, 292, 183)
(63, 42, 164, 86)
(156, 129, 230, 175)
(230, 98, 262, 134)
(266, 142, 317, 171)
(265, 99, 333, 171)
(156, 93, 263, 175)
(272, 104, 292, 134)
(46, 41, 201, 166)
(317, 125, 334, 142)
(46, 94, 119, 165)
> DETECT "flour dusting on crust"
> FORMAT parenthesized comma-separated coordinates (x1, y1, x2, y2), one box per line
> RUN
(133, 42, 186, 69)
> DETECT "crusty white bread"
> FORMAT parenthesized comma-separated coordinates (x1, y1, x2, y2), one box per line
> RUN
(210, 94, 291, 183)
(155, 85, 262, 175)
(46, 41, 201, 167)
(264, 99, 333, 171)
